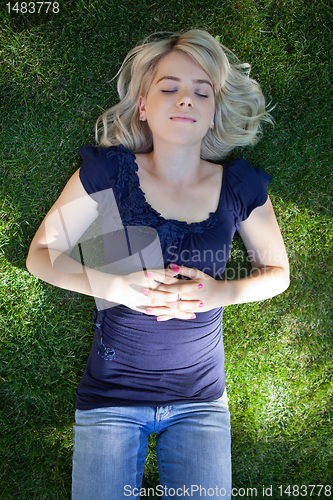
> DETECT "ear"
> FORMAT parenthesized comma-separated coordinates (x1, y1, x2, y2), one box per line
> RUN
(138, 96, 147, 121)
(210, 110, 216, 129)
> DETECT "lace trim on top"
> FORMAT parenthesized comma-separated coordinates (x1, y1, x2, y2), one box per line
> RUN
(106, 145, 218, 247)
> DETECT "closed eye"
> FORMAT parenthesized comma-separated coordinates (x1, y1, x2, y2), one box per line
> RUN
(161, 90, 208, 98)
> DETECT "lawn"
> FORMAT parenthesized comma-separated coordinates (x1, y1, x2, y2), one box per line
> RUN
(0, 0, 332, 498)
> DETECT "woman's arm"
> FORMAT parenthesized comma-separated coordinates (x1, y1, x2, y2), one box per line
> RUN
(225, 195, 290, 304)
(229, 198, 289, 304)
(143, 197, 289, 319)
(27, 169, 99, 290)
(26, 170, 201, 317)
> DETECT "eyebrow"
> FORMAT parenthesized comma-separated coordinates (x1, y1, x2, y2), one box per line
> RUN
(156, 76, 213, 88)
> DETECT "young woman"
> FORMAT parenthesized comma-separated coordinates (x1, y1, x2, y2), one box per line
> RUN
(26, 30, 289, 499)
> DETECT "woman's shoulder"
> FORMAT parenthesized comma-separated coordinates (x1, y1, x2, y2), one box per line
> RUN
(79, 143, 136, 176)
(222, 157, 272, 187)
(223, 156, 265, 172)
(78, 144, 128, 195)
(220, 157, 272, 224)
(79, 143, 134, 161)
(200, 157, 271, 197)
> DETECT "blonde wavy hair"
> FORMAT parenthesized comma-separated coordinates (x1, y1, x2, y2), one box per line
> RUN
(96, 29, 273, 160)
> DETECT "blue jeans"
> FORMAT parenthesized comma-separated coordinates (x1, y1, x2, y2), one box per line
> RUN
(72, 390, 231, 499)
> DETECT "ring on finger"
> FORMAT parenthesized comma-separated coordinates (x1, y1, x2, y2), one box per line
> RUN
(178, 294, 182, 301)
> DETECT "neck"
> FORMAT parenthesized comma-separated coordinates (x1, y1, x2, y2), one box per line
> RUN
(145, 138, 203, 187)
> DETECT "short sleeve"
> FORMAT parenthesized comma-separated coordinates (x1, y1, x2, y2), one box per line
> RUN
(79, 145, 119, 196)
(223, 158, 272, 230)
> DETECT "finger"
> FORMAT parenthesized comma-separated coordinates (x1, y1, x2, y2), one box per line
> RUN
(142, 288, 179, 302)
(153, 281, 203, 295)
(145, 267, 180, 277)
(143, 287, 203, 308)
(156, 315, 173, 322)
(145, 301, 200, 314)
(145, 268, 181, 284)
(141, 287, 179, 302)
(172, 265, 204, 280)
(145, 306, 197, 320)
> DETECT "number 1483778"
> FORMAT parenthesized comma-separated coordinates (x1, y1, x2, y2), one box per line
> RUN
(6, 2, 59, 13)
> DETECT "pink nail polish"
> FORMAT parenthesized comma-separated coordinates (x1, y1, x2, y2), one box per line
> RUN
(191, 314, 196, 319)
(142, 289, 148, 296)
(170, 263, 179, 270)
(198, 284, 203, 289)
(157, 317, 163, 321)
(146, 308, 153, 313)
(199, 302, 203, 307)
(146, 272, 152, 278)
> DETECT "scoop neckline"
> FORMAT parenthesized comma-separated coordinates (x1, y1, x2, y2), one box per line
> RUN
(131, 152, 225, 227)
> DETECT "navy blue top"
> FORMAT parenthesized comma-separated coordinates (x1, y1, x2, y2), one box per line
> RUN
(75, 145, 272, 410)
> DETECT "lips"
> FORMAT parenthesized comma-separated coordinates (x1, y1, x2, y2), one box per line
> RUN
(170, 113, 196, 123)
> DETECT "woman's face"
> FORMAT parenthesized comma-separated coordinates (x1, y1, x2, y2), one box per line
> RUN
(138, 50, 215, 148)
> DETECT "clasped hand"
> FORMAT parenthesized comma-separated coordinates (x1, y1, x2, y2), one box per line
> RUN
(118, 265, 223, 321)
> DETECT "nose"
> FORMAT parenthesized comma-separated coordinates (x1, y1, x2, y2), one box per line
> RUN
(177, 93, 193, 108)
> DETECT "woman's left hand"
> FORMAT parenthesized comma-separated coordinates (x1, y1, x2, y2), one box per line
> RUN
(143, 265, 225, 321)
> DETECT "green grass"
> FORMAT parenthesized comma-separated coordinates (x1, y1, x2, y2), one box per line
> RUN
(1, 0, 332, 498)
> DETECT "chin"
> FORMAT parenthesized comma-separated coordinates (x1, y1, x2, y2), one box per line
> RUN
(154, 131, 204, 147)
